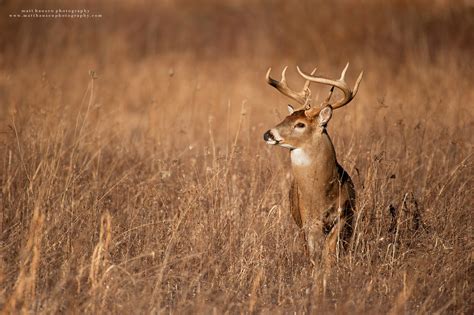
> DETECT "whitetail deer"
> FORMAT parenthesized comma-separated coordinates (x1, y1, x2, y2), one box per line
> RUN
(263, 63, 363, 266)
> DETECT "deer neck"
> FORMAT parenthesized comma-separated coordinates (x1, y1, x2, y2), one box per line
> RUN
(290, 131, 339, 199)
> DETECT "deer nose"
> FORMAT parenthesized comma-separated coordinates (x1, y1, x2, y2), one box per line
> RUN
(263, 130, 273, 142)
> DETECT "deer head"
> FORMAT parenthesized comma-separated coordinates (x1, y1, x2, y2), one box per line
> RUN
(263, 63, 363, 151)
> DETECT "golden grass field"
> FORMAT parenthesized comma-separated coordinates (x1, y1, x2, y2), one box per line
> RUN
(0, 0, 473, 313)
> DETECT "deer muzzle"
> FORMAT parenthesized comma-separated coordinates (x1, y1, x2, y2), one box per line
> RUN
(263, 129, 282, 145)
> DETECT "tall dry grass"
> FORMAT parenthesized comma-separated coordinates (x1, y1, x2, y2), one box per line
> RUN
(0, 0, 473, 313)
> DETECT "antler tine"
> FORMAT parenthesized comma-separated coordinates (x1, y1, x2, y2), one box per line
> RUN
(324, 86, 335, 104)
(340, 62, 349, 81)
(296, 63, 363, 111)
(265, 67, 274, 83)
(353, 71, 364, 96)
(266, 66, 313, 106)
(280, 66, 288, 83)
(302, 68, 317, 109)
(340, 63, 364, 98)
(302, 67, 317, 92)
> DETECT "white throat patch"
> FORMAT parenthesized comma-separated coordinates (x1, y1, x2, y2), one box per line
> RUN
(291, 148, 312, 167)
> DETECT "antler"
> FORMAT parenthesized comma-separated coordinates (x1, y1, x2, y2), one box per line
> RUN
(266, 66, 317, 108)
(297, 63, 363, 111)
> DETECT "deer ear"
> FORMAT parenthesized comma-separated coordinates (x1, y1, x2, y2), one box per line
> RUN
(318, 106, 333, 127)
(287, 104, 295, 114)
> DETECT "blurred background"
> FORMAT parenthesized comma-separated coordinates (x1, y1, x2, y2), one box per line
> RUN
(1, 0, 472, 139)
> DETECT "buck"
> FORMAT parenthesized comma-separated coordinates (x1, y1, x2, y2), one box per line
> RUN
(263, 63, 363, 266)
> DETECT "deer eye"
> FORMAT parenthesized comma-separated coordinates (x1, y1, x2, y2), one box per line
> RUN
(295, 122, 306, 129)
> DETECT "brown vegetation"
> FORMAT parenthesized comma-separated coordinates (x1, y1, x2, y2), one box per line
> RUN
(0, 0, 473, 313)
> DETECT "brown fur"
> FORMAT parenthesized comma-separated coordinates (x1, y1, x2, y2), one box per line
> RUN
(266, 110, 356, 266)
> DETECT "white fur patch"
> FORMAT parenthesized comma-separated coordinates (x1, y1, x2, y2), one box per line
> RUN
(265, 139, 277, 145)
(291, 148, 312, 166)
(270, 128, 283, 141)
